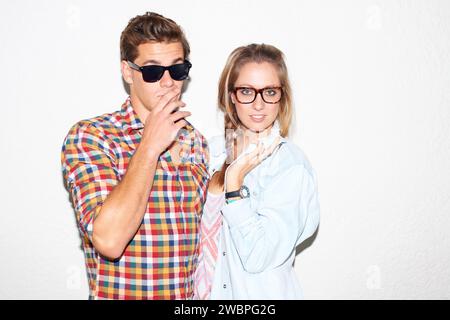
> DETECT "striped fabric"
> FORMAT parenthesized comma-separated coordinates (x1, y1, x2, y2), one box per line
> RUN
(61, 97, 209, 299)
(193, 192, 225, 300)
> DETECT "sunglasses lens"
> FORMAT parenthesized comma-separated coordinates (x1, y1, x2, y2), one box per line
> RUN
(139, 61, 191, 83)
(141, 66, 164, 83)
(169, 62, 191, 81)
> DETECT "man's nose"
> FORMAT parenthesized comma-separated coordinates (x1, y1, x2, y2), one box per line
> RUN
(159, 70, 174, 88)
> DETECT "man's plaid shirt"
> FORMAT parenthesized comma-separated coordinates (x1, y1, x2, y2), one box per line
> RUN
(61, 98, 209, 299)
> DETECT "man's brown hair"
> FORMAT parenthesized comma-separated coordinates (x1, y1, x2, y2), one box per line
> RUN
(120, 12, 190, 62)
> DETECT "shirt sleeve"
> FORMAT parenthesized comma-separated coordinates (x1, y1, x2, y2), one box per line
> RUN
(61, 122, 119, 243)
(220, 164, 320, 273)
(189, 130, 210, 215)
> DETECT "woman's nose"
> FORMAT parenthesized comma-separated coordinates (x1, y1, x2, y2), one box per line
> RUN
(252, 93, 265, 110)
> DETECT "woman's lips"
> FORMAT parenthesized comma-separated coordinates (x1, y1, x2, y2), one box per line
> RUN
(249, 115, 266, 123)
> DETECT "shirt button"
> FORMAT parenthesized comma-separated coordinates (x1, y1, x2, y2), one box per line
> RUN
(222, 251, 226, 256)
(252, 191, 258, 197)
(223, 284, 227, 289)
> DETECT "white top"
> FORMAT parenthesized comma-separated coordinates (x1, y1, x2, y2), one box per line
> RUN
(193, 192, 225, 300)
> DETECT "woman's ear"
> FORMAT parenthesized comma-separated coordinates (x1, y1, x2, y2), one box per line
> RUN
(230, 92, 236, 105)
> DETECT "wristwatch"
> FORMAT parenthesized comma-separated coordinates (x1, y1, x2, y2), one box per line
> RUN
(225, 185, 250, 200)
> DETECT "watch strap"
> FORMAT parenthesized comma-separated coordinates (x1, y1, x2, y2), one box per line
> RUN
(225, 190, 241, 199)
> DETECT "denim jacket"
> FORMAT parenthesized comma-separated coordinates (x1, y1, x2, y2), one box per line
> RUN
(207, 123, 320, 299)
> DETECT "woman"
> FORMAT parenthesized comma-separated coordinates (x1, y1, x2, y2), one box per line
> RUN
(194, 44, 320, 299)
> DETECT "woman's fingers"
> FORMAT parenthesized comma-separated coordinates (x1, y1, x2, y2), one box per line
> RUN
(247, 143, 265, 166)
(228, 138, 282, 182)
(251, 138, 281, 165)
(263, 137, 282, 159)
(234, 138, 282, 175)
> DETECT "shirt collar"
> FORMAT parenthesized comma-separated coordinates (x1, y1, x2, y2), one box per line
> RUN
(121, 97, 144, 133)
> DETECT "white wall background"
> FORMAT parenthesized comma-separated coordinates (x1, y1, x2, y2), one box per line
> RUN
(0, 0, 449, 299)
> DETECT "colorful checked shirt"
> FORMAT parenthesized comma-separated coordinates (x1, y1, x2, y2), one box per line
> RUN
(61, 97, 209, 299)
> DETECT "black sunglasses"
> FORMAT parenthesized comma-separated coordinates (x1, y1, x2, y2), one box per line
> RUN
(127, 60, 192, 83)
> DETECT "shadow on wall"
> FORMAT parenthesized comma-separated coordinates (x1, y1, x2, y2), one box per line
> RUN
(296, 225, 319, 257)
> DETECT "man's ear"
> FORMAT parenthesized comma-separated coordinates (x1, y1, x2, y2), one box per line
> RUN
(121, 60, 134, 85)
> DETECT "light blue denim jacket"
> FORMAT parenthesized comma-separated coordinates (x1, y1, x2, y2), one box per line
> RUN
(207, 123, 320, 300)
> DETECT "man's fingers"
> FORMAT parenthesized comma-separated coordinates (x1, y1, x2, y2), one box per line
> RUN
(164, 100, 186, 116)
(170, 111, 191, 123)
(174, 119, 188, 131)
(154, 89, 181, 112)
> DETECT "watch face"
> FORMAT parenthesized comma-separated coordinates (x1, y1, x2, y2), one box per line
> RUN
(240, 185, 250, 198)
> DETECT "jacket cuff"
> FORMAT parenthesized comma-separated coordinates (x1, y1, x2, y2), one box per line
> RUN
(221, 198, 254, 227)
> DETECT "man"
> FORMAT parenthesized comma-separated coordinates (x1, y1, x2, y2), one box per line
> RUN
(61, 12, 209, 300)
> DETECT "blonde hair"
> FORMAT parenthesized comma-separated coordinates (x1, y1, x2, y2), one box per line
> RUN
(218, 43, 293, 137)
(215, 44, 294, 187)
